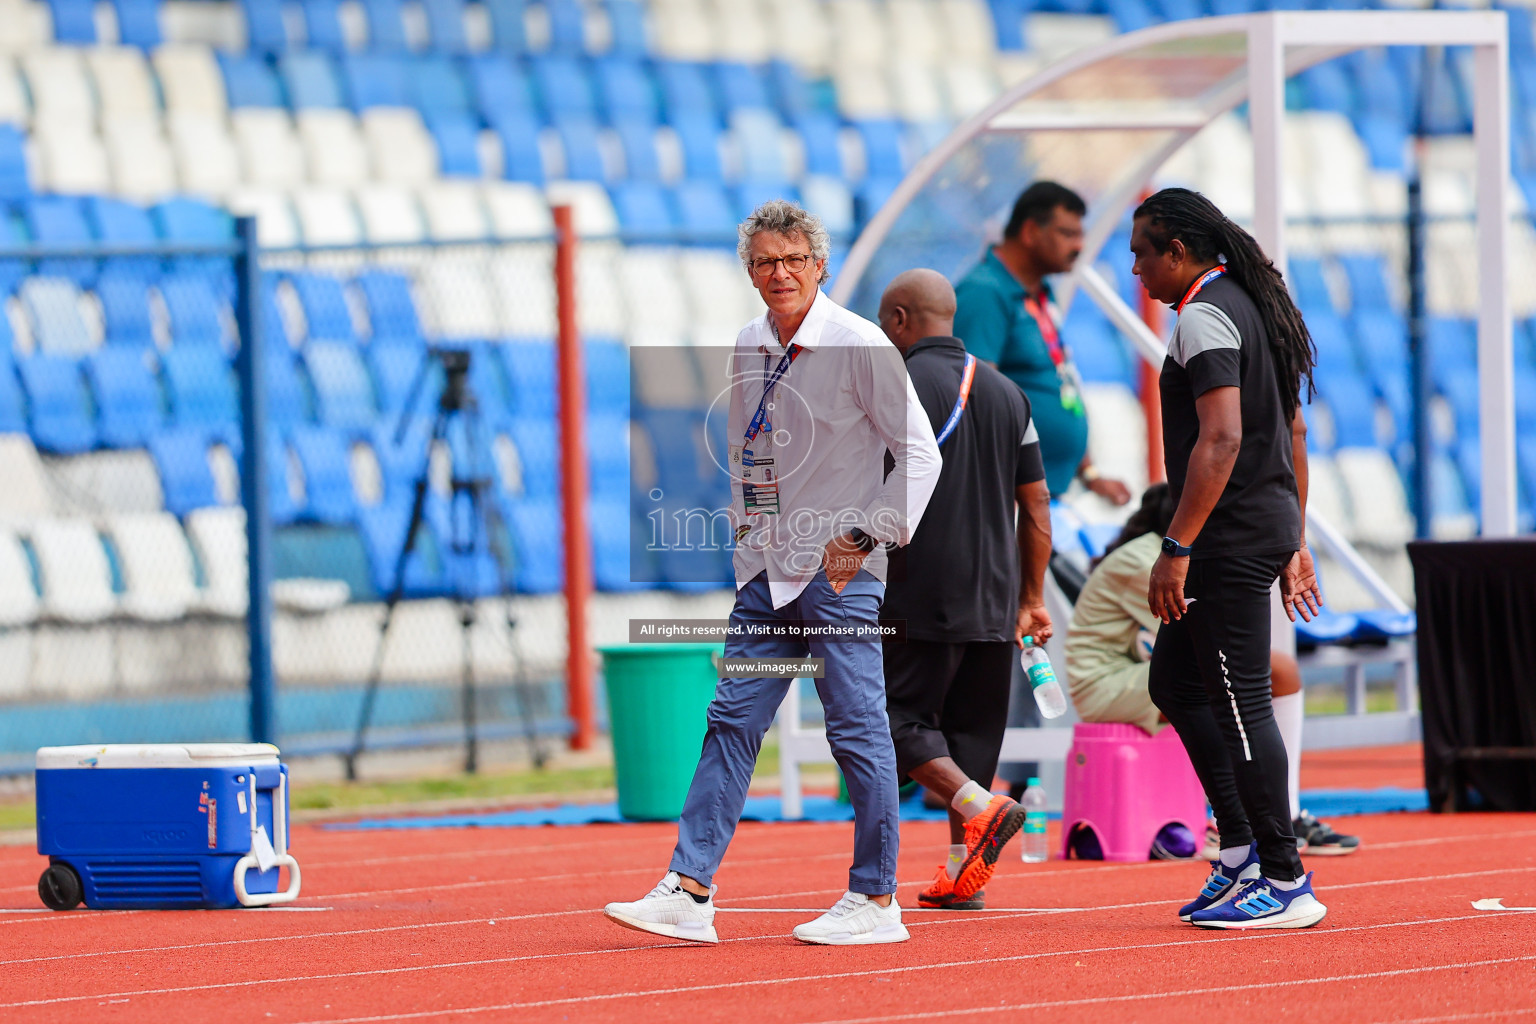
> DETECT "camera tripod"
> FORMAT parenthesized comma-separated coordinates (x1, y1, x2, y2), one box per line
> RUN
(344, 346, 548, 780)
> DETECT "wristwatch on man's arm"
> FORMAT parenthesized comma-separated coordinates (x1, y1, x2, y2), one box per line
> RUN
(1161, 536, 1192, 558)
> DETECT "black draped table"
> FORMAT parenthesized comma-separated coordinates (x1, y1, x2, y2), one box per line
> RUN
(1409, 538, 1536, 812)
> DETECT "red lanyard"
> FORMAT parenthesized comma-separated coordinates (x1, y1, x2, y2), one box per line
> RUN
(1022, 292, 1068, 369)
(1176, 266, 1226, 313)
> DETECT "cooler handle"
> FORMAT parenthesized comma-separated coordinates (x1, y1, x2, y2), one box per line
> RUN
(234, 768, 301, 907)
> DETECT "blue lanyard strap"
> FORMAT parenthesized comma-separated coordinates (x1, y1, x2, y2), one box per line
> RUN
(934, 354, 977, 448)
(744, 343, 801, 444)
(1176, 265, 1226, 312)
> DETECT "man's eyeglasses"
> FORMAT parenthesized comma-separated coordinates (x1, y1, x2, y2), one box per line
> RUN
(750, 253, 815, 277)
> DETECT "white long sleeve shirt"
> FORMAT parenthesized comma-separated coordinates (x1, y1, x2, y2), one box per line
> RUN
(726, 289, 942, 608)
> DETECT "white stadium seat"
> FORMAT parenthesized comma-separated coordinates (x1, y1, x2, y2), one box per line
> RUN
(159, 0, 246, 48)
(22, 277, 95, 356)
(227, 188, 301, 248)
(46, 449, 164, 515)
(482, 182, 553, 239)
(489, 248, 558, 339)
(0, 0, 51, 55)
(0, 434, 56, 526)
(800, 175, 855, 238)
(0, 526, 38, 628)
(679, 249, 761, 342)
(105, 513, 200, 622)
(577, 243, 627, 338)
(184, 507, 248, 617)
(33, 122, 112, 194)
(0, 55, 30, 124)
(232, 109, 307, 188)
(297, 109, 371, 188)
(888, 0, 943, 67)
(292, 187, 364, 247)
(828, 0, 889, 70)
(418, 181, 491, 242)
(30, 518, 116, 623)
(1333, 447, 1415, 549)
(649, 0, 716, 61)
(711, 0, 771, 62)
(362, 108, 440, 185)
(939, 0, 1000, 62)
(619, 246, 693, 337)
(769, 0, 833, 73)
(1304, 453, 1356, 543)
(421, 257, 503, 339)
(86, 46, 159, 119)
(942, 61, 1002, 120)
(167, 113, 241, 197)
(1023, 13, 1118, 61)
(890, 65, 948, 124)
(153, 44, 228, 116)
(103, 116, 179, 201)
(832, 63, 895, 121)
(355, 184, 428, 245)
(544, 181, 619, 238)
(21, 47, 94, 122)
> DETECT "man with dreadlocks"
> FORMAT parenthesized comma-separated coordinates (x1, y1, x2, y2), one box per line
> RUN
(1129, 187, 1328, 930)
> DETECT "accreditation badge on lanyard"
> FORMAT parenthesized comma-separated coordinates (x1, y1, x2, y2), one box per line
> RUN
(734, 341, 801, 520)
(1023, 291, 1085, 418)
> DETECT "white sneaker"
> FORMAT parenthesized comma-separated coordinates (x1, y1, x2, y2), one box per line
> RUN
(603, 871, 718, 944)
(792, 891, 910, 946)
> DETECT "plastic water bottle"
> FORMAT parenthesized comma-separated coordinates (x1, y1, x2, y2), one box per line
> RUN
(1020, 777, 1049, 863)
(1021, 638, 1068, 719)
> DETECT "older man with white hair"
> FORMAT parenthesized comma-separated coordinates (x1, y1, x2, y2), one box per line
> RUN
(605, 201, 942, 946)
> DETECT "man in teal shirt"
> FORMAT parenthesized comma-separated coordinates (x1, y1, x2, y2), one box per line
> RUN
(954, 181, 1131, 504)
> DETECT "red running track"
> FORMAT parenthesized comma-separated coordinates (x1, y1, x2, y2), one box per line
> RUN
(2, 803, 1535, 1024)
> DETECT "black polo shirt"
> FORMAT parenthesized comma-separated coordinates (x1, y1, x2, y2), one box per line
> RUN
(883, 335, 1046, 643)
(1160, 273, 1301, 560)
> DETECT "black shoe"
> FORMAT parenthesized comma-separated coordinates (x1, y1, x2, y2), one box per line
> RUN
(1293, 811, 1360, 856)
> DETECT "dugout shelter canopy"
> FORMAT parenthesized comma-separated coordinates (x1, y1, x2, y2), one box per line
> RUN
(832, 10, 1515, 595)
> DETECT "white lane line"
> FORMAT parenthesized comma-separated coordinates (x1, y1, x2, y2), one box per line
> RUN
(1369, 1008, 1536, 1024)
(273, 916, 1536, 1024)
(796, 954, 1536, 1024)
(4, 905, 1524, 1013)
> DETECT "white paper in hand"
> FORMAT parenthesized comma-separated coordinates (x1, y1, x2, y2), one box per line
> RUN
(253, 825, 278, 872)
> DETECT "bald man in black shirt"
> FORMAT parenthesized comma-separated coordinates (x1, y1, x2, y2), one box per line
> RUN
(877, 269, 1054, 911)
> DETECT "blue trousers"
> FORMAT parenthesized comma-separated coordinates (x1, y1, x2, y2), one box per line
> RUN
(669, 570, 900, 895)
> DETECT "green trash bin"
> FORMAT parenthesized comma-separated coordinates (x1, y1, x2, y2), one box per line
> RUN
(598, 643, 723, 821)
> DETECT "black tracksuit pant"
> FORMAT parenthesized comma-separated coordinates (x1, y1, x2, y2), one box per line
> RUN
(1148, 553, 1304, 882)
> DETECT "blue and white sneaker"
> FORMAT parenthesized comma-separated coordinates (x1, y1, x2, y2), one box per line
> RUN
(1189, 872, 1327, 930)
(1178, 843, 1261, 922)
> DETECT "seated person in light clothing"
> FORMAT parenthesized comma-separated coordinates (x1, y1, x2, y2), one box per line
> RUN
(1065, 484, 1359, 857)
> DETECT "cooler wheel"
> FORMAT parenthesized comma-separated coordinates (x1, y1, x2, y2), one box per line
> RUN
(38, 863, 82, 911)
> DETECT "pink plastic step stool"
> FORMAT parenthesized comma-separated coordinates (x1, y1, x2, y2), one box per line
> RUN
(1060, 722, 1208, 862)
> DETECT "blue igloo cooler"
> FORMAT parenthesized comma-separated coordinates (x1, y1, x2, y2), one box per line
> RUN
(35, 743, 302, 910)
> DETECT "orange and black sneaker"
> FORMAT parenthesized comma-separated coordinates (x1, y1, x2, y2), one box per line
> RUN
(917, 865, 986, 910)
(954, 795, 1026, 899)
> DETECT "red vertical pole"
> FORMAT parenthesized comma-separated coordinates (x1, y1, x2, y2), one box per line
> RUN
(1139, 260, 1166, 485)
(553, 204, 594, 750)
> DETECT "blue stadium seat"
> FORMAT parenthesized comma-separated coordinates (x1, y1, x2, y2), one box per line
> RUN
(18, 355, 95, 453)
(587, 411, 629, 498)
(411, 56, 473, 117)
(218, 53, 284, 107)
(1065, 308, 1130, 386)
(304, 341, 376, 432)
(1439, 367, 1480, 441)
(1308, 312, 1361, 381)
(637, 408, 704, 497)
(357, 271, 424, 341)
(357, 499, 444, 597)
(342, 55, 409, 110)
(1337, 253, 1393, 311)
(715, 62, 772, 114)
(604, 0, 646, 56)
(162, 346, 237, 435)
(767, 60, 813, 120)
(96, 273, 156, 347)
(656, 61, 718, 124)
(1287, 257, 1334, 313)
(1105, 0, 1154, 33)
(112, 0, 162, 47)
(734, 181, 798, 221)
(153, 199, 233, 249)
(671, 180, 736, 240)
(853, 120, 906, 180)
(149, 428, 221, 516)
(367, 336, 432, 416)
(613, 122, 660, 181)
(1355, 114, 1407, 172)
(505, 498, 564, 593)
(611, 182, 676, 236)
(501, 343, 556, 419)
(160, 274, 228, 347)
(84, 197, 158, 281)
(594, 58, 658, 125)
(1149, 0, 1199, 20)
(260, 276, 290, 352)
(1318, 374, 1380, 450)
(484, 0, 526, 52)
(266, 353, 310, 429)
(290, 426, 358, 524)
(671, 112, 724, 180)
(855, 177, 902, 225)
(426, 113, 482, 176)
(0, 356, 26, 435)
(47, 0, 96, 42)
(1298, 60, 1354, 118)
(1294, 608, 1361, 648)
(278, 52, 344, 109)
(467, 56, 537, 123)
(24, 196, 95, 287)
(1352, 308, 1405, 386)
(732, 111, 786, 181)
(362, 0, 410, 52)
(492, 113, 547, 184)
(795, 113, 844, 178)
(591, 496, 638, 591)
(586, 341, 628, 411)
(544, 0, 586, 54)
(240, 0, 288, 55)
(1453, 433, 1482, 507)
(1517, 368, 1536, 433)
(0, 125, 29, 202)
(367, 418, 431, 499)
(289, 273, 357, 343)
(86, 347, 162, 448)
(422, 0, 470, 54)
(265, 430, 301, 525)
(533, 56, 598, 124)
(1428, 316, 1476, 380)
(556, 121, 608, 182)
(1430, 447, 1473, 526)
(301, 0, 347, 53)
(503, 417, 557, 495)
